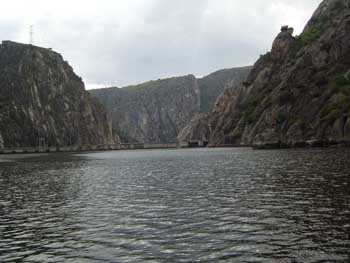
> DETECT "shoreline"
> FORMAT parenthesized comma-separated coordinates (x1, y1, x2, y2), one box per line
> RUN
(0, 143, 180, 155)
(1, 141, 350, 156)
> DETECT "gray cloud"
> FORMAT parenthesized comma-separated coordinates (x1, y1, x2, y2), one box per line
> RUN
(0, 0, 322, 88)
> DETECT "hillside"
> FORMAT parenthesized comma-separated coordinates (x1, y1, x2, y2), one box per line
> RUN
(183, 0, 350, 148)
(198, 67, 252, 112)
(90, 67, 251, 143)
(0, 41, 117, 149)
(90, 75, 199, 143)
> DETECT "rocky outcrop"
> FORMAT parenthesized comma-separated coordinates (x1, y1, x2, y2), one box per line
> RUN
(0, 41, 117, 149)
(90, 67, 251, 143)
(198, 67, 252, 112)
(177, 113, 210, 143)
(177, 82, 248, 144)
(187, 0, 350, 148)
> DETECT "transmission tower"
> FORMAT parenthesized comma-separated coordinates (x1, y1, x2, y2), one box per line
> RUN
(30, 25, 34, 45)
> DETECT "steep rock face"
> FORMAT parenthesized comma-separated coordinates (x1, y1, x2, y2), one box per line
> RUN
(0, 41, 117, 148)
(177, 113, 210, 143)
(198, 66, 252, 112)
(91, 76, 200, 143)
(206, 0, 350, 147)
(91, 67, 251, 143)
(177, 81, 248, 144)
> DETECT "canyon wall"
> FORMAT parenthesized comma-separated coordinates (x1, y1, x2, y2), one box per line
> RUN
(0, 41, 118, 149)
(183, 0, 350, 148)
(91, 67, 251, 143)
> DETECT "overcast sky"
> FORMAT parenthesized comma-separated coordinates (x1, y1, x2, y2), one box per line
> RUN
(0, 0, 321, 89)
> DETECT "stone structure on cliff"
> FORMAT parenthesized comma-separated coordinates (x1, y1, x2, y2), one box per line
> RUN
(0, 41, 118, 149)
(181, 0, 350, 148)
(90, 67, 251, 143)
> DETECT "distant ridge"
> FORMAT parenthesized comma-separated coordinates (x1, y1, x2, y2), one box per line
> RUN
(90, 66, 251, 143)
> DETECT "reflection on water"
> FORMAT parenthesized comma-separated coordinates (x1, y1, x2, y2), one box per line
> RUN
(0, 148, 350, 263)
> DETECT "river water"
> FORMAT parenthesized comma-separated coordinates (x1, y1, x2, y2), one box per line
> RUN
(0, 148, 349, 263)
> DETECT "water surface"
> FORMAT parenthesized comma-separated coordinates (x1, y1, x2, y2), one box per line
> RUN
(0, 148, 350, 263)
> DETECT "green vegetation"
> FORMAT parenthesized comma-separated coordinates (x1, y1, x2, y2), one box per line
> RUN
(321, 94, 350, 122)
(298, 25, 325, 46)
(241, 87, 276, 124)
(335, 72, 350, 86)
(320, 72, 350, 123)
(291, 16, 329, 56)
(330, 72, 350, 96)
(242, 97, 260, 124)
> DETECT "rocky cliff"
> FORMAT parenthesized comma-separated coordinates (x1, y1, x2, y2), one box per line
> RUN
(198, 67, 252, 112)
(90, 75, 200, 143)
(184, 0, 350, 148)
(0, 41, 117, 149)
(90, 67, 251, 143)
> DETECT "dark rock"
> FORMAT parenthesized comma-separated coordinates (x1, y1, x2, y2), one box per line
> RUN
(0, 41, 118, 149)
(198, 67, 252, 112)
(177, 113, 210, 143)
(90, 67, 251, 143)
(194, 0, 350, 148)
(344, 117, 350, 140)
(90, 75, 200, 144)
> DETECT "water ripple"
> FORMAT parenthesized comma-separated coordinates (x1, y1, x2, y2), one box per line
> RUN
(0, 148, 350, 262)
